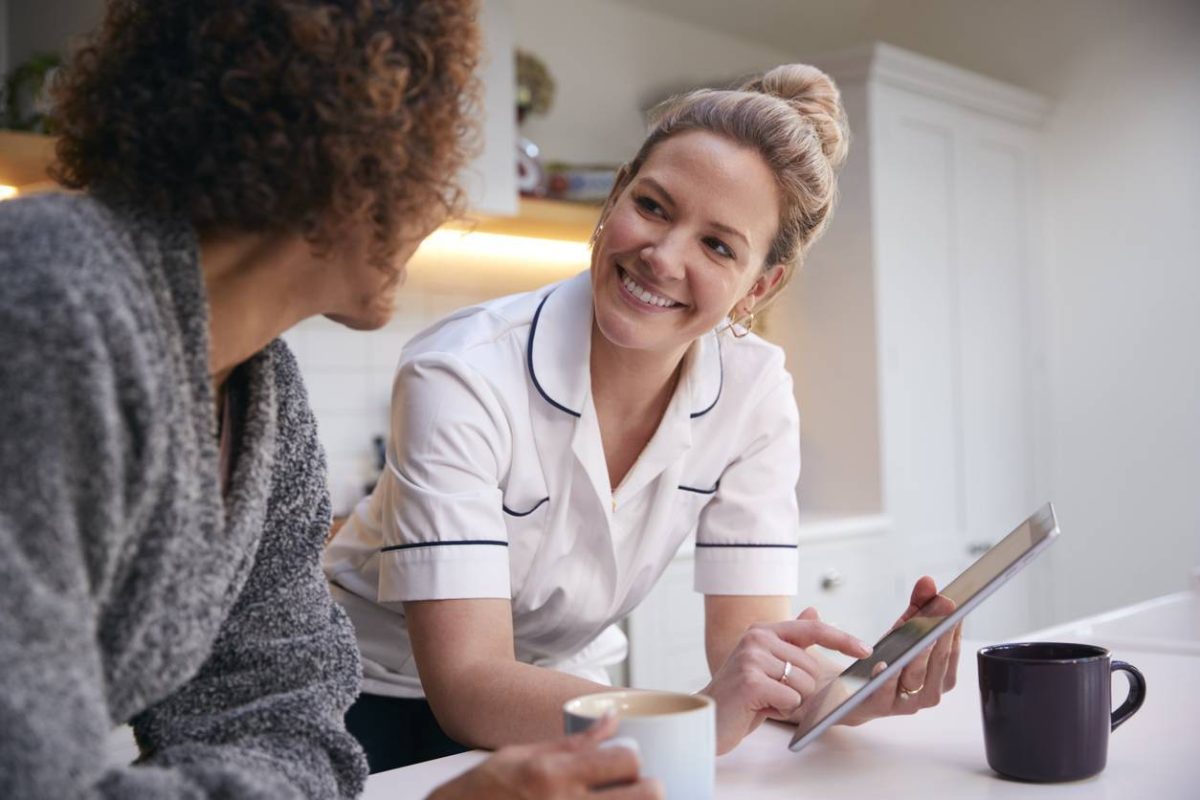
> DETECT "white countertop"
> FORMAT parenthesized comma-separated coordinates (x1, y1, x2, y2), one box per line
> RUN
(364, 635, 1199, 799)
(1022, 590, 1200, 655)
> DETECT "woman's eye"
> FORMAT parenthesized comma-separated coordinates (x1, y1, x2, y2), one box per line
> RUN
(704, 237, 735, 259)
(635, 195, 665, 217)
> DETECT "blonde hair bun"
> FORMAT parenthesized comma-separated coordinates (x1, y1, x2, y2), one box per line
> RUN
(742, 64, 849, 170)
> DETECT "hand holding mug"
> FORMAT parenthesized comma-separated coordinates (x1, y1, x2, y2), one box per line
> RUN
(564, 691, 710, 799)
(427, 712, 663, 800)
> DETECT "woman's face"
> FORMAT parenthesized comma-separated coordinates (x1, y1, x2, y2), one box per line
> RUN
(591, 130, 784, 359)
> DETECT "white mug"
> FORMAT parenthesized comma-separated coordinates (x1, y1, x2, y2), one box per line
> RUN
(563, 690, 715, 799)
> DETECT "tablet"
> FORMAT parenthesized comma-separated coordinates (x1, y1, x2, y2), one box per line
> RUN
(788, 502, 1060, 752)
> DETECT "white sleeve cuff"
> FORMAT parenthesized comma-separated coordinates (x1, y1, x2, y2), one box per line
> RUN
(378, 542, 511, 601)
(693, 545, 798, 595)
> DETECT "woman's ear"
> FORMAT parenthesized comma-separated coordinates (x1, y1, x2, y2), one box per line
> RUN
(744, 264, 786, 310)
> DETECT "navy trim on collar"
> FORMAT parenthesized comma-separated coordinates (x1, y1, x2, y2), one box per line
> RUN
(526, 290, 581, 418)
(690, 334, 723, 419)
(526, 275, 724, 419)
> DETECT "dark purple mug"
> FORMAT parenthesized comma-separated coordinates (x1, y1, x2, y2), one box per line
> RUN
(977, 642, 1146, 782)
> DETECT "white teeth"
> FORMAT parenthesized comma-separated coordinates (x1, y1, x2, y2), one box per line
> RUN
(621, 270, 678, 308)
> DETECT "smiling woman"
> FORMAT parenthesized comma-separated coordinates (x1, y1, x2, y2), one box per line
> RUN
(319, 61, 968, 774)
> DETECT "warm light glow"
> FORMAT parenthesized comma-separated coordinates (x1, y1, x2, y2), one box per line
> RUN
(0, 185, 18, 201)
(405, 227, 592, 291)
(413, 229, 592, 273)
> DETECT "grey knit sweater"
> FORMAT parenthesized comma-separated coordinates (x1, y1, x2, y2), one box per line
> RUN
(0, 193, 368, 798)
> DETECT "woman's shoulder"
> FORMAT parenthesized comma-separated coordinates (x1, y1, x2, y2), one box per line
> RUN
(0, 193, 136, 303)
(0, 191, 124, 254)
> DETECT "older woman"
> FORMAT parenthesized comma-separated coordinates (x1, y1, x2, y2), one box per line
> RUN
(326, 62, 962, 771)
(0, 1, 658, 798)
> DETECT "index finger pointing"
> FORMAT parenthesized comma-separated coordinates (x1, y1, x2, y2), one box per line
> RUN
(775, 619, 873, 659)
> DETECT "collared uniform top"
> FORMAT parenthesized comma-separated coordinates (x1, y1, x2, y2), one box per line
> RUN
(323, 271, 801, 698)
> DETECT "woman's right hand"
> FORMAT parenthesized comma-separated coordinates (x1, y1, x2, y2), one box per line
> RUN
(426, 713, 663, 799)
(700, 607, 873, 754)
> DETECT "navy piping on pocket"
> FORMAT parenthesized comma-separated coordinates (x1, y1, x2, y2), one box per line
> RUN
(502, 497, 550, 517)
(694, 542, 799, 549)
(678, 482, 720, 495)
(380, 540, 509, 553)
(527, 290, 581, 418)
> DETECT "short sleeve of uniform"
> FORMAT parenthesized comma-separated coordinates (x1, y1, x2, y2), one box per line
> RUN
(694, 368, 800, 595)
(375, 353, 512, 602)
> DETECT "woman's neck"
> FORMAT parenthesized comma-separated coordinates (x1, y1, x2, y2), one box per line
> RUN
(198, 231, 319, 393)
(589, 322, 689, 490)
(588, 322, 687, 419)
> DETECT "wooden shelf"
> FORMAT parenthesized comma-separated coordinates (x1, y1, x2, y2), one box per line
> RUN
(450, 197, 601, 242)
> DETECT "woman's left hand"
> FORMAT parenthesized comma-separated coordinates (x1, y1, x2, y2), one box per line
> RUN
(838, 575, 963, 726)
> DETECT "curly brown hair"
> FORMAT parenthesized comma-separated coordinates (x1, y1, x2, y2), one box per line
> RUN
(51, 0, 481, 266)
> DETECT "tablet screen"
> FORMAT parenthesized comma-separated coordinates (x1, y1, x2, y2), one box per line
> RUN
(789, 503, 1059, 751)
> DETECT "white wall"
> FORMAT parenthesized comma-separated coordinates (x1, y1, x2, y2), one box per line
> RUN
(1040, 0, 1200, 620)
(512, 0, 794, 165)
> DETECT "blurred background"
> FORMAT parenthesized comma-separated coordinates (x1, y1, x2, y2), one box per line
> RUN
(2, 0, 1196, 691)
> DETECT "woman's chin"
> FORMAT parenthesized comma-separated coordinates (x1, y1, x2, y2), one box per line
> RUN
(323, 307, 391, 331)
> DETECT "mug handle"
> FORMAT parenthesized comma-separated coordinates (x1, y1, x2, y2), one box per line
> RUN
(1110, 660, 1146, 732)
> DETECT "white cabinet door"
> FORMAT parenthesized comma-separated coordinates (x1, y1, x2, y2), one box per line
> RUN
(873, 87, 968, 549)
(873, 85, 1043, 638)
(951, 117, 1042, 638)
(868, 81, 1046, 642)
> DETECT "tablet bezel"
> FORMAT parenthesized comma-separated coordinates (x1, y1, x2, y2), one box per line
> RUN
(788, 502, 1060, 752)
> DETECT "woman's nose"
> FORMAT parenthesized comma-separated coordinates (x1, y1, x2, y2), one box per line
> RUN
(640, 234, 686, 282)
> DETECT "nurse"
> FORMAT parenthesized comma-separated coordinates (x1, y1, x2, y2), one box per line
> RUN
(325, 63, 961, 771)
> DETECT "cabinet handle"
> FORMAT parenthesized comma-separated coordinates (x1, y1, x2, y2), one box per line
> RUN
(820, 570, 844, 592)
(966, 541, 993, 557)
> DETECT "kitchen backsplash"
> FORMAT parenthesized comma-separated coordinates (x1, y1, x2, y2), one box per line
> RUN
(282, 288, 491, 517)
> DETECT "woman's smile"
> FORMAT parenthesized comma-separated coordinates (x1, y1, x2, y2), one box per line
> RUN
(617, 265, 685, 313)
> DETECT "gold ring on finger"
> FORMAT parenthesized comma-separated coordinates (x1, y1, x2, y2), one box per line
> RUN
(899, 683, 924, 699)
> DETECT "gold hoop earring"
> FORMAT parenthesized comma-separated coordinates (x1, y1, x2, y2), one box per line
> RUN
(731, 311, 755, 339)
